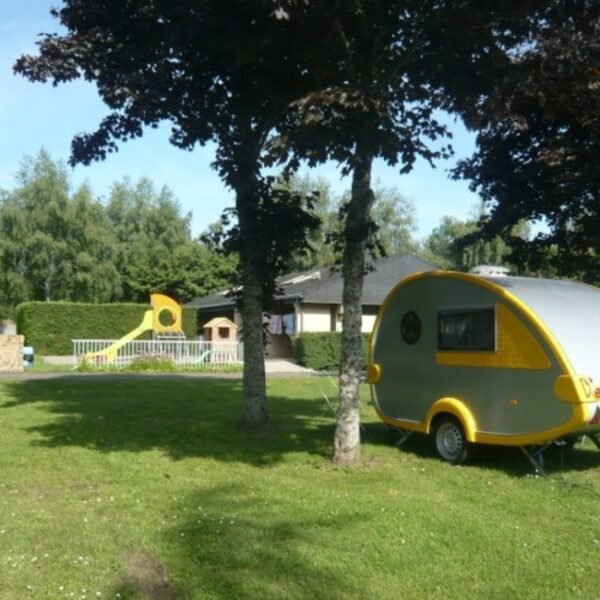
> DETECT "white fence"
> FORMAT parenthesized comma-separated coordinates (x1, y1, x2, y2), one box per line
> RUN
(72, 339, 244, 369)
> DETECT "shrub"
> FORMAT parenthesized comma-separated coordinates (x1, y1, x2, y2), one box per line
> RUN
(75, 358, 242, 374)
(127, 356, 177, 372)
(15, 301, 197, 355)
(293, 332, 370, 371)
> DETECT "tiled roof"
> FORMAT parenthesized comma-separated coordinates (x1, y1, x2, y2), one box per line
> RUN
(186, 253, 436, 309)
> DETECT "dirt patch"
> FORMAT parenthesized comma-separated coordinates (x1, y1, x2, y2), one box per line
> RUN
(122, 551, 182, 599)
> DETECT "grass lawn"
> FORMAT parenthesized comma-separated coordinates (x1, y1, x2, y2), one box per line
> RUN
(0, 375, 598, 599)
(28, 357, 75, 373)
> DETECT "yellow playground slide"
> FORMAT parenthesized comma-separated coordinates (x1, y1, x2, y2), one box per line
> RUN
(85, 294, 182, 365)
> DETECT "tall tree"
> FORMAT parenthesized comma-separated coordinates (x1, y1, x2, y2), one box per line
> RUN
(0, 150, 121, 305)
(15, 1, 318, 428)
(276, 3, 450, 464)
(365, 184, 419, 256)
(66, 183, 121, 302)
(0, 190, 29, 308)
(423, 214, 531, 272)
(288, 176, 419, 271)
(169, 241, 238, 302)
(286, 174, 340, 270)
(106, 178, 192, 302)
(452, 1, 600, 281)
(12, 149, 72, 302)
(276, 1, 550, 463)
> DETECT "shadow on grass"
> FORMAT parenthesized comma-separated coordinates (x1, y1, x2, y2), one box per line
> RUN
(112, 483, 365, 599)
(361, 421, 600, 476)
(0, 376, 336, 466)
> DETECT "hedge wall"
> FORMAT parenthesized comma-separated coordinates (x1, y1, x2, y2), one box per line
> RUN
(293, 332, 370, 371)
(15, 302, 198, 355)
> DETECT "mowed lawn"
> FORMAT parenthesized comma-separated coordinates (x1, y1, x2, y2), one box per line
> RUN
(0, 375, 598, 599)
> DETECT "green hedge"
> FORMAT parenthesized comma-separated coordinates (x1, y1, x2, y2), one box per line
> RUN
(15, 302, 198, 355)
(293, 332, 370, 371)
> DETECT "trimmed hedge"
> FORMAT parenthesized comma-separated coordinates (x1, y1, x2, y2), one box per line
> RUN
(15, 301, 198, 355)
(293, 332, 370, 371)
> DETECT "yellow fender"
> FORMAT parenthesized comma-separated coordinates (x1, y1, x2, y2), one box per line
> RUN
(425, 398, 477, 442)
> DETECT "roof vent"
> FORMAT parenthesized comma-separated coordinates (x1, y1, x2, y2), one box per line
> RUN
(469, 265, 510, 277)
(280, 271, 321, 286)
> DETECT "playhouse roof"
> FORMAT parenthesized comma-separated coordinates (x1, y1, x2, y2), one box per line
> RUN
(203, 317, 237, 329)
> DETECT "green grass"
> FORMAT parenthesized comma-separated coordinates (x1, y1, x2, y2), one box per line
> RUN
(0, 376, 598, 599)
(28, 356, 75, 373)
(28, 356, 242, 375)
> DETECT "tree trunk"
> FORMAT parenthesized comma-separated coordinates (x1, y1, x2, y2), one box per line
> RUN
(333, 145, 375, 465)
(236, 183, 269, 430)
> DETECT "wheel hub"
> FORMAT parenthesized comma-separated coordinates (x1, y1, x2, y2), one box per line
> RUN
(437, 422, 463, 460)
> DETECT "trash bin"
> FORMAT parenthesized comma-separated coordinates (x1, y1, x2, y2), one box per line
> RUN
(23, 346, 34, 367)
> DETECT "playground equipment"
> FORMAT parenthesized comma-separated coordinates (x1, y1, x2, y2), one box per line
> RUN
(85, 293, 182, 365)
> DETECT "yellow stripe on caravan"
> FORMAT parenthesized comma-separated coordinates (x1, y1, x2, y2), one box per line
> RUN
(436, 303, 551, 369)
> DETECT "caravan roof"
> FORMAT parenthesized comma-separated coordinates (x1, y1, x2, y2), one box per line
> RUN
(482, 276, 600, 383)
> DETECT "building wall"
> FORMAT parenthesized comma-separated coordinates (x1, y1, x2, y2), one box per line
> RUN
(301, 304, 332, 332)
(362, 314, 377, 334)
(266, 334, 294, 358)
(197, 303, 378, 359)
(304, 303, 377, 334)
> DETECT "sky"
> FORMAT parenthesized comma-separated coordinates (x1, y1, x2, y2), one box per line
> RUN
(0, 1, 483, 241)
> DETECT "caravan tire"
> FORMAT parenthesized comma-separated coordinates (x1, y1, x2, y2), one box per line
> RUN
(433, 416, 470, 465)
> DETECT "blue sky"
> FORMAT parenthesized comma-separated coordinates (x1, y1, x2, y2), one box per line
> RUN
(0, 1, 482, 240)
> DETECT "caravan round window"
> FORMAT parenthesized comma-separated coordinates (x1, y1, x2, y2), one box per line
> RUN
(401, 311, 421, 344)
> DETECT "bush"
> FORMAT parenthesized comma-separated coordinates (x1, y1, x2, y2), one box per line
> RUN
(127, 356, 177, 372)
(75, 358, 242, 374)
(15, 301, 198, 355)
(293, 332, 370, 371)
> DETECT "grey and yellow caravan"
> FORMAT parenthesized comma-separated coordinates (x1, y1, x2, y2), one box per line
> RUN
(367, 271, 600, 467)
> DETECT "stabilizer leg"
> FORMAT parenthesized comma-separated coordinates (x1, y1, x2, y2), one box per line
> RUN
(520, 444, 551, 476)
(395, 429, 413, 448)
(587, 433, 600, 450)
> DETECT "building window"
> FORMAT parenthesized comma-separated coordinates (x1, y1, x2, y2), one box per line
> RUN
(438, 308, 496, 351)
(401, 311, 421, 344)
(218, 327, 230, 339)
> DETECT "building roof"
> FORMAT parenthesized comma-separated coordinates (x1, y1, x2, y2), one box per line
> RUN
(186, 253, 436, 310)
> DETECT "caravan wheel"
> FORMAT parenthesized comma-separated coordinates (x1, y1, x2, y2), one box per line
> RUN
(433, 416, 470, 465)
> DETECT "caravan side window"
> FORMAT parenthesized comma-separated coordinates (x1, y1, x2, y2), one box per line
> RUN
(401, 311, 421, 344)
(438, 308, 496, 351)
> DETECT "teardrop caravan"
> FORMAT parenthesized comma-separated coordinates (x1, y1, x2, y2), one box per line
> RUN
(367, 271, 600, 466)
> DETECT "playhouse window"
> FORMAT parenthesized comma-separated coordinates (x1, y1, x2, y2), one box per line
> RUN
(438, 308, 496, 351)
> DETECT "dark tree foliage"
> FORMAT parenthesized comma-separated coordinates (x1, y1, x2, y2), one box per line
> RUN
(453, 1, 600, 281)
(203, 175, 320, 316)
(272, 0, 543, 464)
(14, 0, 319, 428)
